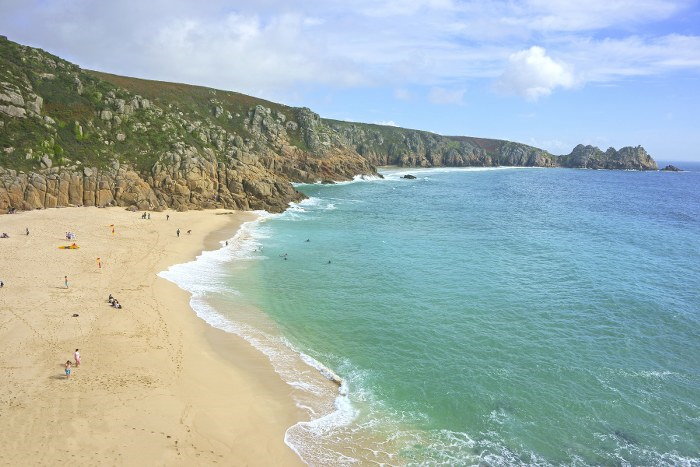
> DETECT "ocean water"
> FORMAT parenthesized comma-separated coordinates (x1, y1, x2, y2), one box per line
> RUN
(161, 164, 700, 466)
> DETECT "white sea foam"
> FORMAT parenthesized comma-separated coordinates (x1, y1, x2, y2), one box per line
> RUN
(293, 174, 385, 188)
(378, 165, 539, 181)
(158, 212, 364, 465)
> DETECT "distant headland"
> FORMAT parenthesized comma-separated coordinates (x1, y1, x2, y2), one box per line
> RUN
(0, 36, 658, 214)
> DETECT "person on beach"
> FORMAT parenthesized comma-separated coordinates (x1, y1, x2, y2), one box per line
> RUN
(64, 361, 72, 378)
(64, 276, 68, 289)
(74, 349, 80, 367)
(97, 257, 101, 269)
(26, 227, 29, 235)
(147, 213, 151, 220)
(166, 214, 170, 221)
(176, 229, 180, 237)
(0, 280, 4, 288)
(187, 230, 191, 235)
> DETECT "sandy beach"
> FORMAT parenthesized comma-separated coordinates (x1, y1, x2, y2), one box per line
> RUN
(0, 207, 303, 465)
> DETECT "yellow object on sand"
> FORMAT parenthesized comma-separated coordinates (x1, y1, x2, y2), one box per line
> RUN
(58, 244, 80, 249)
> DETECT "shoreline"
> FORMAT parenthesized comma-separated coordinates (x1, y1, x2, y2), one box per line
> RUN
(157, 210, 349, 464)
(0, 206, 304, 465)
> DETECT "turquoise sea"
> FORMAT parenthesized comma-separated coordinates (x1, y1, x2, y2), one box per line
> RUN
(162, 164, 699, 465)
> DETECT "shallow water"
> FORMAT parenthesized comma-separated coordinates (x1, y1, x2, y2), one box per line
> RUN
(162, 165, 700, 465)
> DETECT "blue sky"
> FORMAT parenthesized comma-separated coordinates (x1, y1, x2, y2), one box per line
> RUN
(2, 0, 699, 160)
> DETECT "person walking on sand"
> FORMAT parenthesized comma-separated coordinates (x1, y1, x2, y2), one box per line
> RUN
(96, 257, 101, 269)
(176, 228, 180, 238)
(64, 360, 72, 378)
(26, 227, 29, 236)
(74, 349, 81, 367)
(64, 276, 69, 289)
(166, 214, 170, 221)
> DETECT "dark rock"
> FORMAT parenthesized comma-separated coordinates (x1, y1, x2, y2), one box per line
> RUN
(661, 164, 682, 172)
(321, 180, 336, 184)
(402, 174, 417, 179)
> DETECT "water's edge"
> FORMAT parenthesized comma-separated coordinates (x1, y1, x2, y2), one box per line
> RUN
(157, 212, 355, 465)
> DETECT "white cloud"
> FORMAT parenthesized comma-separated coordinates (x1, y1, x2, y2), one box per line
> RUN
(0, 0, 698, 102)
(565, 34, 700, 83)
(496, 46, 575, 100)
(428, 87, 466, 105)
(517, 0, 687, 31)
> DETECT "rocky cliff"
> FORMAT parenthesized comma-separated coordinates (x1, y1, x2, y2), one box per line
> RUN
(325, 120, 658, 170)
(0, 36, 657, 214)
(0, 36, 374, 213)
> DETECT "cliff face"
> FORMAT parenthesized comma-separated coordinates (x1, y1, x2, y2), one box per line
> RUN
(0, 36, 374, 213)
(0, 36, 657, 214)
(325, 120, 658, 171)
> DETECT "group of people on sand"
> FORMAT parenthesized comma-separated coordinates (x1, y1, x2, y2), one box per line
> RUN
(65, 231, 76, 240)
(175, 228, 192, 237)
(64, 349, 80, 378)
(0, 226, 30, 238)
(108, 294, 123, 309)
(140, 212, 151, 220)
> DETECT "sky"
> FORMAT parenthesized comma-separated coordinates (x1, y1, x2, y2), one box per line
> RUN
(1, 0, 699, 161)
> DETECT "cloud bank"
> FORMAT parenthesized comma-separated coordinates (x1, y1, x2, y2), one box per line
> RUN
(0, 0, 698, 102)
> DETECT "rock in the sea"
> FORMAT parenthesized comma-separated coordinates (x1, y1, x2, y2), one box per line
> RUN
(321, 179, 336, 184)
(661, 164, 682, 172)
(402, 174, 417, 179)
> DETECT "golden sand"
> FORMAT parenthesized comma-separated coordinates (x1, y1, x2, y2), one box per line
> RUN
(0, 207, 303, 465)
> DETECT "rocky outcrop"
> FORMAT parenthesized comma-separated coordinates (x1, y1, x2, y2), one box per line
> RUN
(558, 144, 658, 170)
(0, 36, 375, 214)
(0, 155, 302, 213)
(661, 164, 681, 172)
